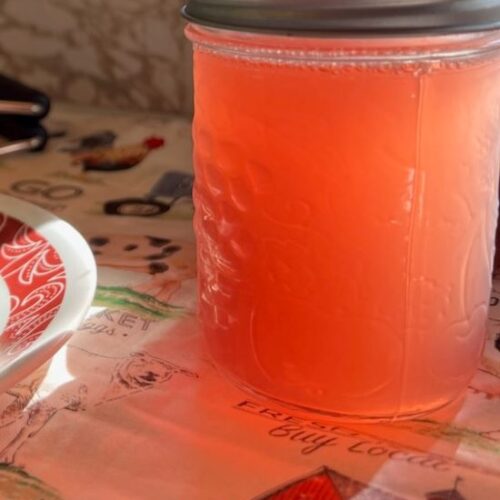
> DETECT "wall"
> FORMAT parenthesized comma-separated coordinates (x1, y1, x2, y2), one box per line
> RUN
(0, 0, 193, 115)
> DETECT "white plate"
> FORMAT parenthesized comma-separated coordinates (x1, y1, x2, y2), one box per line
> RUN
(0, 194, 96, 393)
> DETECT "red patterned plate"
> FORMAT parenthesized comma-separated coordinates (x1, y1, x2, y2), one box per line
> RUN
(0, 194, 96, 392)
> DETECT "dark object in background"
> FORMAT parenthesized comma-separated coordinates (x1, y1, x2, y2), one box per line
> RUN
(0, 74, 51, 156)
(0, 74, 50, 118)
(60, 131, 117, 153)
(104, 171, 194, 217)
(0, 116, 48, 155)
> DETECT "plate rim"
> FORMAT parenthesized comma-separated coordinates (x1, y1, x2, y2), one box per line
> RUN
(0, 193, 96, 364)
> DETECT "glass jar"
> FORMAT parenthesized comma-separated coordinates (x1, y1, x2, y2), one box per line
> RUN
(184, 1, 500, 421)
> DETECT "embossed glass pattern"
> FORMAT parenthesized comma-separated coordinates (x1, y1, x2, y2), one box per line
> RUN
(187, 24, 500, 421)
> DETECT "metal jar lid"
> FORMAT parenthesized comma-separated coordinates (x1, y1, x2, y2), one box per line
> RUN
(182, 0, 500, 35)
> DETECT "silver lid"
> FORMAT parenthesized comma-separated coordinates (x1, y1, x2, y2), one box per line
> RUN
(182, 0, 500, 34)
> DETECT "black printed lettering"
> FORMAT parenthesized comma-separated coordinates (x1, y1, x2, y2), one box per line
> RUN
(300, 435, 337, 455)
(260, 408, 284, 420)
(96, 310, 119, 322)
(282, 415, 307, 426)
(329, 426, 361, 438)
(235, 400, 260, 413)
(45, 185, 83, 200)
(367, 446, 388, 457)
(268, 424, 337, 455)
(268, 424, 301, 438)
(118, 313, 136, 329)
(348, 441, 371, 453)
(388, 450, 407, 461)
(12, 179, 49, 195)
(432, 461, 451, 472)
(141, 319, 154, 331)
(11, 180, 82, 200)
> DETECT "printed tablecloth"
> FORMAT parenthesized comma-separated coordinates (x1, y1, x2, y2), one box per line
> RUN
(0, 103, 499, 500)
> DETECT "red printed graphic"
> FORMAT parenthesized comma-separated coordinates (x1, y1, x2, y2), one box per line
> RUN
(255, 467, 401, 500)
(0, 214, 66, 355)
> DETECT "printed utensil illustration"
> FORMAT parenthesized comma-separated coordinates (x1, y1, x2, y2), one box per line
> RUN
(104, 171, 194, 217)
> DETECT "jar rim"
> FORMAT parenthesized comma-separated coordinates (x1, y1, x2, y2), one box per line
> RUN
(186, 23, 500, 64)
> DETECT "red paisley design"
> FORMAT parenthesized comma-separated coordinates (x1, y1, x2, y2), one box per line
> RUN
(0, 214, 66, 355)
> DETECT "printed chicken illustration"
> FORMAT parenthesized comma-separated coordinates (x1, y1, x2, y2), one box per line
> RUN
(71, 136, 165, 172)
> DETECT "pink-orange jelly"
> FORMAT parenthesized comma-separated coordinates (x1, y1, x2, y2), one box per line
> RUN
(189, 25, 500, 419)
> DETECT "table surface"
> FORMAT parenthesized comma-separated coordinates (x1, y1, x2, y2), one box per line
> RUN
(0, 103, 499, 500)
